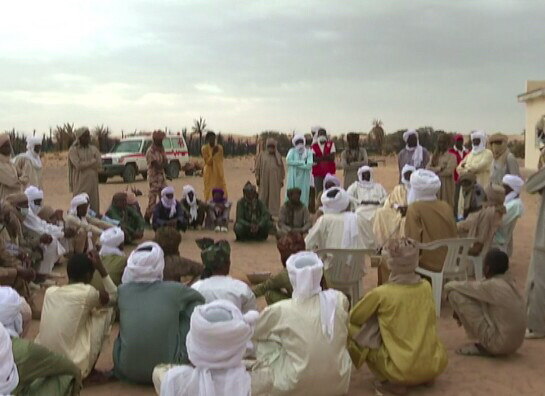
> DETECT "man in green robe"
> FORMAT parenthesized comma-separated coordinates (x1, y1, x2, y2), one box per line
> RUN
(105, 192, 145, 244)
(234, 182, 271, 241)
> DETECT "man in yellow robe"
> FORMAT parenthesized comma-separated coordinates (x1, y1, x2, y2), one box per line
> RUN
(201, 132, 227, 202)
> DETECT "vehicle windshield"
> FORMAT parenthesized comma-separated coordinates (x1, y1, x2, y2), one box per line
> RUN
(111, 140, 141, 154)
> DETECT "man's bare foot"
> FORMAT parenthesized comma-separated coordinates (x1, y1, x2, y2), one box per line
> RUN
(83, 369, 115, 386)
(374, 380, 408, 395)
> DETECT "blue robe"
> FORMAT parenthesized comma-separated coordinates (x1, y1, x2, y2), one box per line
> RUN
(285, 148, 314, 207)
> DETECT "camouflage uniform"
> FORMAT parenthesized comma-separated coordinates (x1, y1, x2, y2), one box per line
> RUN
(196, 238, 231, 278)
(145, 144, 168, 221)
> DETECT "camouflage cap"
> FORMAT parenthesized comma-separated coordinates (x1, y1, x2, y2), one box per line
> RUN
(197, 238, 231, 272)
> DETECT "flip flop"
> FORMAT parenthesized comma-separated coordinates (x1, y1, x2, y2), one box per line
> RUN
(455, 343, 488, 356)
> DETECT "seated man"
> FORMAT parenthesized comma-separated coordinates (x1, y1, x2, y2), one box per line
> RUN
(36, 251, 117, 381)
(276, 187, 312, 237)
(113, 241, 204, 384)
(305, 187, 366, 250)
(234, 182, 271, 242)
(24, 185, 45, 216)
(456, 172, 485, 220)
(65, 194, 112, 253)
(0, 286, 82, 396)
(347, 165, 388, 212)
(494, 174, 524, 256)
(404, 169, 457, 272)
(316, 173, 342, 214)
(152, 300, 269, 396)
(181, 185, 207, 229)
(126, 190, 143, 217)
(446, 249, 526, 357)
(349, 238, 447, 395)
(253, 232, 306, 305)
(91, 227, 126, 290)
(0, 323, 19, 395)
(192, 238, 256, 313)
(206, 188, 231, 232)
(152, 186, 187, 232)
(254, 251, 352, 396)
(457, 185, 505, 257)
(105, 192, 145, 244)
(154, 226, 203, 283)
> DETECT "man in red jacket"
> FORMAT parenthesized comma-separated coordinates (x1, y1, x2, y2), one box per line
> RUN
(311, 127, 336, 196)
(448, 134, 469, 182)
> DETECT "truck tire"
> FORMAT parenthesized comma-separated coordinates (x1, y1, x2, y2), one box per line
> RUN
(122, 164, 137, 183)
(141, 171, 147, 181)
(98, 175, 108, 184)
(167, 161, 180, 179)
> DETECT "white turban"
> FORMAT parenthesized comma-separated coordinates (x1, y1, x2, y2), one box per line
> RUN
(69, 193, 89, 215)
(286, 252, 338, 342)
(402, 129, 424, 168)
(182, 185, 198, 222)
(122, 241, 165, 284)
(22, 136, 42, 169)
(24, 185, 44, 215)
(470, 130, 487, 154)
(161, 186, 177, 218)
(99, 227, 125, 257)
(357, 165, 373, 188)
(408, 169, 441, 204)
(503, 174, 525, 203)
(401, 164, 416, 187)
(321, 187, 359, 248)
(0, 324, 18, 395)
(0, 287, 23, 338)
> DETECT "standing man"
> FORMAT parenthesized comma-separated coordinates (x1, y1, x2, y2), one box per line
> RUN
(68, 127, 101, 214)
(428, 134, 457, 208)
(341, 133, 368, 189)
(457, 130, 493, 188)
(14, 136, 43, 189)
(285, 134, 313, 208)
(449, 134, 469, 182)
(397, 129, 430, 179)
(489, 133, 520, 185)
(0, 134, 23, 200)
(311, 127, 336, 200)
(201, 131, 227, 202)
(255, 138, 285, 219)
(145, 130, 168, 223)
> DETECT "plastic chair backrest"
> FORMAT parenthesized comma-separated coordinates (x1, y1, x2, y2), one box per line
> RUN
(418, 238, 476, 277)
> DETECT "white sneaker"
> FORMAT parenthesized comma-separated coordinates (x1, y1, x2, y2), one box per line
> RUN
(525, 329, 545, 339)
(221, 227, 228, 233)
(214, 226, 221, 232)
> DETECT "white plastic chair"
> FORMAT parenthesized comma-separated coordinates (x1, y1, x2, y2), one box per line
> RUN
(467, 235, 496, 281)
(315, 248, 375, 306)
(415, 238, 475, 317)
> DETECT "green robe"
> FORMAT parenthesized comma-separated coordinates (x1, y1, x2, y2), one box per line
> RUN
(91, 255, 126, 289)
(234, 198, 271, 241)
(105, 206, 145, 243)
(113, 281, 204, 384)
(253, 269, 292, 305)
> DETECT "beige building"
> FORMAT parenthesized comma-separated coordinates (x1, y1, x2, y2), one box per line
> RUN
(518, 80, 545, 170)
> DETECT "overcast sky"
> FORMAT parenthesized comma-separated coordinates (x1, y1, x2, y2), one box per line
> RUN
(1, 0, 544, 136)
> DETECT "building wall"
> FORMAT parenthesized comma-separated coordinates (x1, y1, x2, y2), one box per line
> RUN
(523, 81, 545, 170)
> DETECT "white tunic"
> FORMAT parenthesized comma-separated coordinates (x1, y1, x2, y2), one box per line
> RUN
(305, 213, 367, 251)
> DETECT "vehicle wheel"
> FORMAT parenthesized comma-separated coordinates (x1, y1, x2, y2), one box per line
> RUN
(98, 175, 108, 184)
(122, 164, 137, 183)
(167, 161, 180, 179)
(142, 171, 147, 181)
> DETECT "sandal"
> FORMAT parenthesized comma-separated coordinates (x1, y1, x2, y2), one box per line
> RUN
(455, 343, 489, 356)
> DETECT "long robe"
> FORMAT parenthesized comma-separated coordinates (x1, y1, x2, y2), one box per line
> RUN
(524, 166, 545, 334)
(490, 151, 520, 186)
(445, 274, 526, 355)
(494, 197, 523, 256)
(285, 148, 313, 208)
(277, 202, 312, 236)
(340, 148, 368, 189)
(405, 200, 458, 272)
(457, 149, 493, 188)
(0, 154, 23, 201)
(255, 152, 285, 218)
(253, 291, 352, 396)
(428, 151, 457, 208)
(68, 143, 101, 213)
(397, 147, 430, 178)
(373, 184, 408, 248)
(201, 144, 227, 202)
(13, 155, 42, 190)
(305, 213, 368, 251)
(348, 281, 447, 384)
(346, 182, 388, 212)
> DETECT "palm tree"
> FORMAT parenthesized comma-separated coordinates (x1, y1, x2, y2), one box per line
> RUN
(370, 119, 385, 154)
(53, 123, 75, 151)
(192, 117, 207, 152)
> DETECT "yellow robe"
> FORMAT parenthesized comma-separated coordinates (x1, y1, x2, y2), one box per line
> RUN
(201, 144, 227, 202)
(457, 149, 493, 188)
(349, 281, 447, 385)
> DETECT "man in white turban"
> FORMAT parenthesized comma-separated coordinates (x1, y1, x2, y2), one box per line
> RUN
(36, 250, 117, 381)
(253, 251, 351, 396)
(13, 136, 43, 189)
(493, 175, 524, 256)
(285, 134, 314, 208)
(306, 187, 369, 250)
(457, 130, 493, 188)
(404, 169, 457, 272)
(0, 286, 83, 395)
(90, 227, 126, 292)
(113, 241, 205, 384)
(152, 186, 187, 232)
(180, 185, 207, 229)
(152, 300, 271, 396)
(397, 129, 430, 179)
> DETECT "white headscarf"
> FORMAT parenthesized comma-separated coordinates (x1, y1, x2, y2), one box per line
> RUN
(69, 193, 89, 216)
(401, 164, 416, 189)
(286, 252, 338, 342)
(324, 173, 341, 188)
(292, 133, 307, 157)
(503, 174, 524, 203)
(408, 169, 441, 204)
(357, 165, 374, 188)
(470, 130, 487, 154)
(17, 136, 42, 169)
(0, 287, 23, 338)
(183, 185, 198, 222)
(161, 186, 177, 218)
(0, 324, 18, 396)
(321, 187, 359, 248)
(24, 185, 44, 215)
(99, 227, 125, 257)
(403, 129, 424, 168)
(122, 241, 164, 284)
(162, 300, 258, 396)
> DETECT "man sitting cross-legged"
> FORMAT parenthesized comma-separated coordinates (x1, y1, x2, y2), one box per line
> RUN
(105, 192, 145, 244)
(445, 248, 526, 356)
(234, 182, 271, 242)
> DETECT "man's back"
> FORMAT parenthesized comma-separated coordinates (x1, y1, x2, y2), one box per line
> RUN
(305, 213, 366, 250)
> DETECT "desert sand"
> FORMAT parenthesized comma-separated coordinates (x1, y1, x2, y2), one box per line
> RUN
(25, 154, 545, 395)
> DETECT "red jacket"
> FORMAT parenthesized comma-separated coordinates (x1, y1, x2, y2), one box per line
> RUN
(311, 141, 336, 178)
(448, 148, 469, 182)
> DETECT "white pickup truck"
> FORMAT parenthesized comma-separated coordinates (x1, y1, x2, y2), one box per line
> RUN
(99, 134, 190, 183)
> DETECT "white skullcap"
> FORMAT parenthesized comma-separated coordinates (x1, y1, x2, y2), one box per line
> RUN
(292, 133, 306, 147)
(0, 286, 24, 338)
(24, 185, 43, 202)
(403, 129, 418, 143)
(502, 174, 524, 194)
(408, 169, 441, 204)
(122, 241, 165, 284)
(0, 324, 18, 395)
(69, 193, 89, 215)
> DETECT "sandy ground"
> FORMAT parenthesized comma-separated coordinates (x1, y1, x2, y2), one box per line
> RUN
(25, 154, 545, 395)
